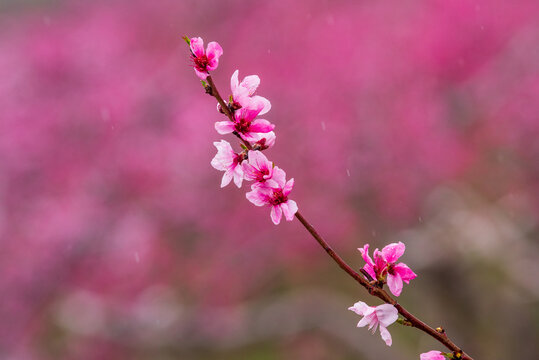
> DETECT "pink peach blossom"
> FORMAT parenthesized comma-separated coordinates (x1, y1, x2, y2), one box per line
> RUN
(348, 301, 398, 346)
(249, 131, 276, 150)
(245, 167, 298, 225)
(214, 103, 275, 142)
(189, 37, 223, 79)
(242, 150, 274, 183)
(230, 70, 271, 115)
(210, 140, 245, 188)
(358, 242, 417, 297)
(420, 351, 445, 360)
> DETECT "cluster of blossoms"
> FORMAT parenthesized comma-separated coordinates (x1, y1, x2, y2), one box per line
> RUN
(188, 36, 464, 360)
(348, 242, 417, 346)
(359, 241, 417, 297)
(187, 36, 297, 225)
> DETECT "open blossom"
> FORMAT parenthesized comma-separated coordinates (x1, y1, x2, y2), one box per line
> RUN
(359, 242, 417, 297)
(420, 351, 445, 360)
(348, 301, 398, 346)
(230, 70, 271, 115)
(189, 37, 223, 79)
(249, 131, 276, 150)
(210, 140, 245, 188)
(214, 103, 274, 142)
(245, 167, 298, 225)
(242, 150, 274, 183)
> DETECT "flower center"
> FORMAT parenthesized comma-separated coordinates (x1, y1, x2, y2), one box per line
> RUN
(256, 168, 270, 182)
(192, 54, 209, 72)
(269, 189, 288, 206)
(234, 117, 251, 134)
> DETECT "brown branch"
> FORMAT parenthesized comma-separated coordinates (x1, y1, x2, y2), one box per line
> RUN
(202, 74, 473, 360)
(295, 211, 472, 360)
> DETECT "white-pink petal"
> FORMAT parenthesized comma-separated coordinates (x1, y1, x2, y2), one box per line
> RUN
(220, 171, 233, 188)
(283, 178, 294, 196)
(379, 326, 392, 346)
(375, 304, 399, 327)
(245, 188, 267, 207)
(348, 301, 371, 316)
(420, 351, 445, 360)
(215, 121, 235, 134)
(232, 163, 244, 188)
(270, 205, 283, 225)
(270, 167, 287, 188)
(230, 70, 239, 93)
(240, 75, 260, 95)
(250, 95, 272, 115)
(281, 200, 298, 221)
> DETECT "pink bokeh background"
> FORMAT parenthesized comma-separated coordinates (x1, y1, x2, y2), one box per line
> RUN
(1, 0, 538, 359)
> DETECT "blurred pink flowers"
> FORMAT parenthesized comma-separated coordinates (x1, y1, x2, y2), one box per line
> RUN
(348, 301, 398, 346)
(246, 167, 298, 225)
(359, 242, 417, 297)
(210, 140, 245, 188)
(189, 37, 223, 79)
(420, 351, 445, 360)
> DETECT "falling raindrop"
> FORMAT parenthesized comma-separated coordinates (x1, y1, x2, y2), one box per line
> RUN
(134, 252, 140, 263)
(346, 169, 351, 177)
(321, 121, 326, 131)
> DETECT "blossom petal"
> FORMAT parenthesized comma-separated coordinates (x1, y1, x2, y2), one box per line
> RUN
(194, 68, 208, 79)
(220, 171, 233, 188)
(379, 326, 392, 346)
(269, 167, 287, 188)
(381, 242, 405, 264)
(232, 163, 244, 188)
(249, 119, 275, 133)
(190, 37, 205, 57)
(375, 304, 398, 328)
(348, 301, 371, 316)
(250, 131, 276, 150)
(420, 351, 445, 360)
(206, 41, 223, 70)
(358, 244, 375, 268)
(281, 200, 298, 221)
(240, 75, 260, 95)
(248, 150, 271, 171)
(250, 95, 272, 115)
(245, 188, 267, 206)
(270, 205, 282, 225)
(215, 121, 235, 134)
(387, 273, 403, 297)
(230, 70, 239, 94)
(394, 263, 417, 283)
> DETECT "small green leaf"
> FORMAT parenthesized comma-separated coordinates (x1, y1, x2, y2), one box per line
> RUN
(201, 80, 208, 87)
(182, 35, 191, 45)
(240, 143, 248, 150)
